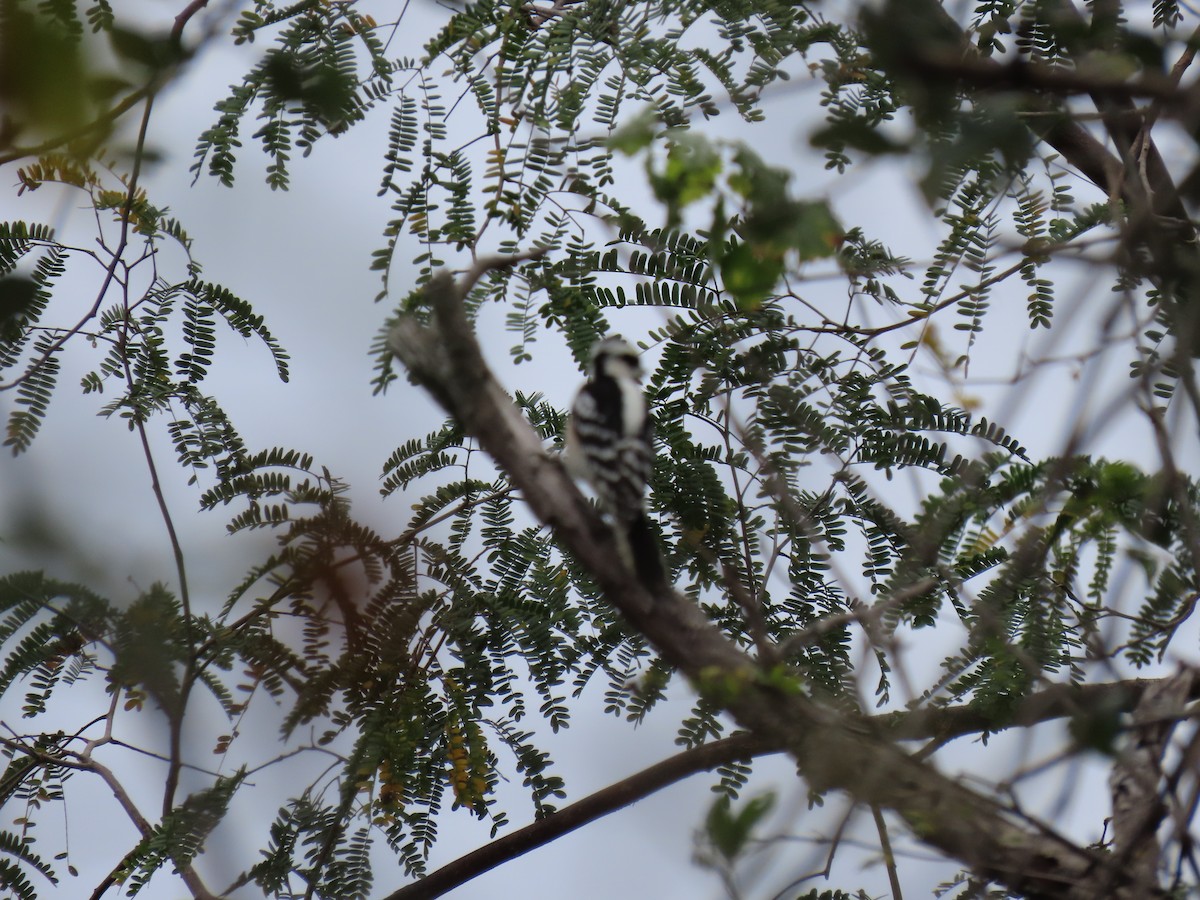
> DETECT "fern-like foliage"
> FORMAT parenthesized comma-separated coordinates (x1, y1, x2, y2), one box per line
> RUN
(4, 0, 1200, 897)
(118, 772, 247, 896)
(1, 158, 288, 461)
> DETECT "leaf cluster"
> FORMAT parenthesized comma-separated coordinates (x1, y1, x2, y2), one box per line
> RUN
(6, 0, 1200, 898)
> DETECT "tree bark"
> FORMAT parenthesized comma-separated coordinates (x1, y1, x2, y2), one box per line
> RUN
(386, 261, 1172, 899)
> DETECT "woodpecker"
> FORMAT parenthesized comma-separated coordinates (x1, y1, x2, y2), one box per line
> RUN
(565, 335, 653, 526)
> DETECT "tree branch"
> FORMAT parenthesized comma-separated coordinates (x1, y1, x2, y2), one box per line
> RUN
(381, 733, 772, 900)
(1106, 670, 1195, 896)
(385, 673, 1194, 897)
(1045, 0, 1195, 240)
(386, 260, 1171, 899)
(77, 756, 220, 900)
(876, 0, 1198, 257)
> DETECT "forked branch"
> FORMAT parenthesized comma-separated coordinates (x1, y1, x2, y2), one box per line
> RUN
(386, 260, 1170, 899)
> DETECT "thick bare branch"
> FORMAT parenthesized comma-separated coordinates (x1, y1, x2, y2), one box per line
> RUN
(381, 733, 772, 900)
(1107, 669, 1196, 895)
(386, 262, 1167, 899)
(381, 673, 1198, 898)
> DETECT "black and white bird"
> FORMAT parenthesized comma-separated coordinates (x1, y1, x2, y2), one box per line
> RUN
(565, 334, 664, 585)
(565, 335, 653, 527)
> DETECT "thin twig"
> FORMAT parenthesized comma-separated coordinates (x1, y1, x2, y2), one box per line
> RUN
(75, 754, 220, 900)
(105, 89, 197, 819)
(767, 802, 857, 900)
(0, 89, 152, 168)
(871, 803, 904, 900)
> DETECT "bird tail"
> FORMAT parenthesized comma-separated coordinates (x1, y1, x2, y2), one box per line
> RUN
(624, 511, 665, 588)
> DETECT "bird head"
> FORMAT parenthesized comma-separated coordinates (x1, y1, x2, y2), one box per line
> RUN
(590, 335, 643, 382)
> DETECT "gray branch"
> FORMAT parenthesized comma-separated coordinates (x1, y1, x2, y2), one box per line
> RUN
(1107, 668, 1195, 893)
(386, 260, 1166, 899)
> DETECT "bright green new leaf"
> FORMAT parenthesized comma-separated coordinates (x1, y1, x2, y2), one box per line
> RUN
(719, 240, 783, 309)
(788, 199, 843, 261)
(704, 792, 776, 862)
(607, 108, 660, 155)
(648, 132, 723, 225)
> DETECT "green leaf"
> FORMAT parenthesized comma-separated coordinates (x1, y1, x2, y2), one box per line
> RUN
(648, 132, 723, 225)
(727, 150, 842, 262)
(108, 26, 182, 70)
(810, 119, 907, 156)
(1068, 692, 1126, 754)
(0, 276, 38, 342)
(788, 200, 843, 262)
(108, 584, 183, 713)
(0, 2, 90, 136)
(719, 240, 783, 310)
(607, 108, 659, 155)
(121, 771, 246, 895)
(704, 792, 776, 862)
